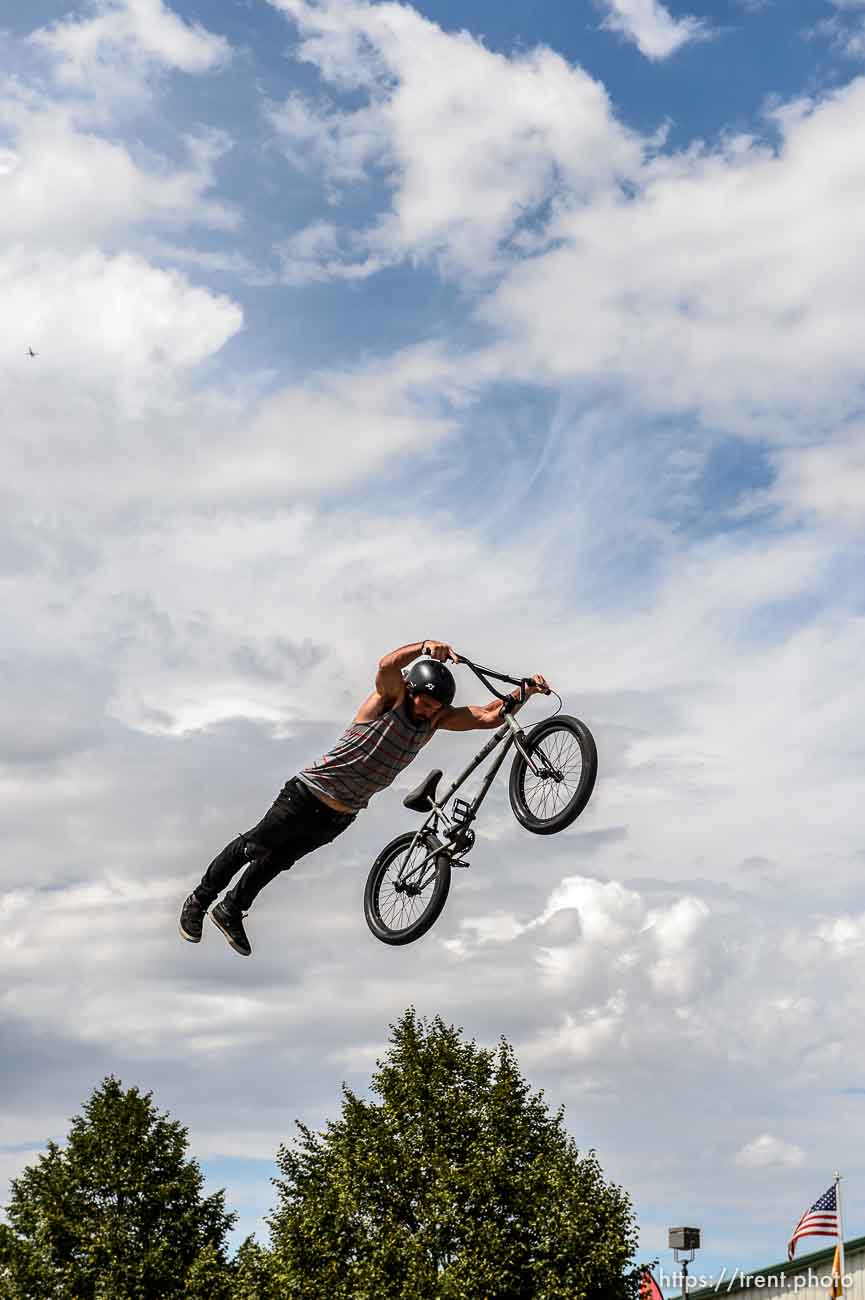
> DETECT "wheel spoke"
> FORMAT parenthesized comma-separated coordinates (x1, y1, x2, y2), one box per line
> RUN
(520, 727, 587, 824)
(374, 839, 441, 935)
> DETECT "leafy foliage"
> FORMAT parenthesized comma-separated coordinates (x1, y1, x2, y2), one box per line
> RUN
(269, 1009, 639, 1299)
(0, 1076, 235, 1300)
(231, 1235, 281, 1299)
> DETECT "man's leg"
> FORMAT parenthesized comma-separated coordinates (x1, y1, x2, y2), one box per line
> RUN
(179, 832, 253, 943)
(181, 778, 320, 942)
(222, 779, 354, 912)
(200, 777, 354, 954)
(192, 836, 247, 911)
(190, 777, 318, 908)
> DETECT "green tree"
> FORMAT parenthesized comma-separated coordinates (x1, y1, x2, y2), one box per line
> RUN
(269, 1009, 639, 1300)
(0, 1076, 235, 1300)
(184, 1241, 234, 1298)
(232, 1235, 281, 1299)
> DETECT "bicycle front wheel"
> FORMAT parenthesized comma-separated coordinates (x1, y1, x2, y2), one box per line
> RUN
(364, 832, 451, 946)
(509, 715, 597, 835)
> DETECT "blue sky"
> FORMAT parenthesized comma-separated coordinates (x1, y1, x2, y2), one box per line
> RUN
(2, 0, 865, 1294)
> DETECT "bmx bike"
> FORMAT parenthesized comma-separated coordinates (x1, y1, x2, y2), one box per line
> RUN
(364, 653, 598, 946)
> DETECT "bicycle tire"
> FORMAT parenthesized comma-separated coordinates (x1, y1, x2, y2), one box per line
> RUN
(508, 715, 598, 835)
(364, 832, 452, 946)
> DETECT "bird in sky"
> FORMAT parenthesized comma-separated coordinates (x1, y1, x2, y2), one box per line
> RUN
(27, 346, 38, 357)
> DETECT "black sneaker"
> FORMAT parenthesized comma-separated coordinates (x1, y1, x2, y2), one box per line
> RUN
(179, 893, 207, 943)
(211, 901, 252, 957)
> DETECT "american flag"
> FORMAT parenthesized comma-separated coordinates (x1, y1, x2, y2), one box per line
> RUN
(787, 1184, 839, 1260)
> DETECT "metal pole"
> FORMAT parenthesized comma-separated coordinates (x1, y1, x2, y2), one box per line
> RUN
(835, 1171, 846, 1293)
(682, 1258, 688, 1295)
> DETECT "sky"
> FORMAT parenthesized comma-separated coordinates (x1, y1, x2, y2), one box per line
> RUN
(1, 0, 865, 1292)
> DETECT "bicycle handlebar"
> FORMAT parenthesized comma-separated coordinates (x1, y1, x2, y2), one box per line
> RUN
(452, 652, 552, 701)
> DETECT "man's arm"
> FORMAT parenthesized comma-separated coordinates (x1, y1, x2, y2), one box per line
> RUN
(435, 675, 549, 732)
(375, 640, 454, 701)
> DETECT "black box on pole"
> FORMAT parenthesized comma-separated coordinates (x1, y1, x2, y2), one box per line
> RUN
(668, 1228, 701, 1251)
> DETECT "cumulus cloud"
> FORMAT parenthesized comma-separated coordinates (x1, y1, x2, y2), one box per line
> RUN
(263, 0, 865, 552)
(268, 0, 642, 279)
(596, 0, 714, 60)
(447, 868, 865, 1126)
(0, 90, 237, 248)
(451, 876, 717, 1014)
(0, 247, 242, 418)
(479, 79, 865, 440)
(32, 0, 230, 102)
(735, 1135, 806, 1169)
(264, 0, 865, 478)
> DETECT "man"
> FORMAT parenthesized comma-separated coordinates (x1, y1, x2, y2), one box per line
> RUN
(180, 640, 549, 956)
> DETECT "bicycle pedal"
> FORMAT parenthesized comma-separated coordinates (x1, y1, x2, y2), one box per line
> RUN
(451, 859, 470, 869)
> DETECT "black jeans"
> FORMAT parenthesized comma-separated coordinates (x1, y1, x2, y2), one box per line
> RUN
(194, 776, 356, 914)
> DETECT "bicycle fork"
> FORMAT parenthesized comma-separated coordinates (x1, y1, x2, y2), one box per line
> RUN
(505, 713, 562, 781)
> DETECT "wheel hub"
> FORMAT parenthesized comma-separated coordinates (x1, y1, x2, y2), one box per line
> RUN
(538, 767, 563, 782)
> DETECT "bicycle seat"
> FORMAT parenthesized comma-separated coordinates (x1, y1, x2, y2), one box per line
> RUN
(403, 769, 443, 812)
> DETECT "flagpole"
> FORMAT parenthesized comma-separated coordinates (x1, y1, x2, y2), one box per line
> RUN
(835, 1171, 846, 1291)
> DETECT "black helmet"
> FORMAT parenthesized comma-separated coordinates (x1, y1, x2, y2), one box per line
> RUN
(403, 657, 456, 707)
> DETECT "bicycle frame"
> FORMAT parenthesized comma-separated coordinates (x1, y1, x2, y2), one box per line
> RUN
(396, 653, 552, 892)
(396, 721, 518, 891)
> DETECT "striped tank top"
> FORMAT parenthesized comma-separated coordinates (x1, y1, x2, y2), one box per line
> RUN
(298, 699, 433, 813)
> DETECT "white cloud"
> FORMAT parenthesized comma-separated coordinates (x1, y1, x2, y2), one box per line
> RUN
(0, 247, 242, 410)
(32, 0, 230, 102)
(463, 877, 717, 1011)
(276, 219, 385, 283)
(538, 877, 645, 946)
(479, 78, 865, 438)
(769, 431, 865, 529)
(454, 871, 865, 1091)
(0, 315, 479, 523)
(0, 89, 238, 247)
(814, 0, 865, 60)
(267, 92, 389, 187)
(269, 0, 642, 278)
(734, 1135, 806, 1169)
(523, 993, 629, 1063)
(265, 3, 865, 469)
(596, 0, 713, 60)
(0, 10, 246, 420)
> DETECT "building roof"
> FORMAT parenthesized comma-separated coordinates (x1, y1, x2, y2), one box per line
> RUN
(672, 1234, 865, 1300)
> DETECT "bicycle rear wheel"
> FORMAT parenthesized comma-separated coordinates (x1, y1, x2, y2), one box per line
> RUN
(509, 715, 597, 835)
(364, 832, 451, 946)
